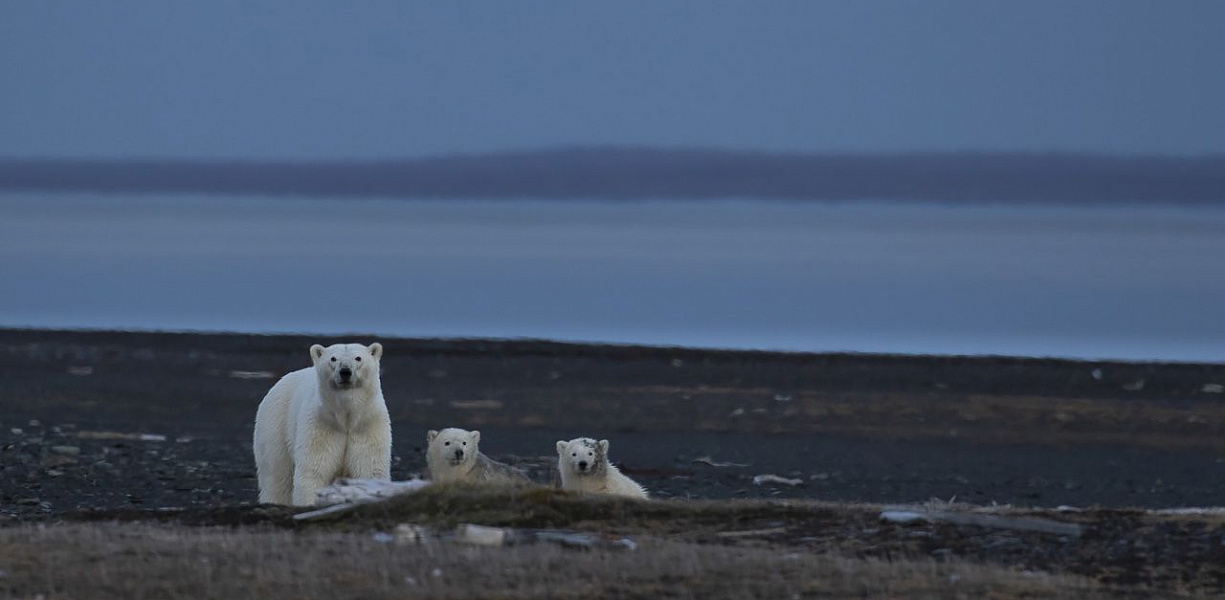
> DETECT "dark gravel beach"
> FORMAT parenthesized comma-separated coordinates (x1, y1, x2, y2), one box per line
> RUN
(2, 328, 1224, 519)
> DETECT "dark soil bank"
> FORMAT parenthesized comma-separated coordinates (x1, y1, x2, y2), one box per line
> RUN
(2, 328, 1224, 518)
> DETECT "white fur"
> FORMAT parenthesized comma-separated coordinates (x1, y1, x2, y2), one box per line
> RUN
(426, 428, 529, 484)
(253, 342, 391, 506)
(556, 437, 648, 499)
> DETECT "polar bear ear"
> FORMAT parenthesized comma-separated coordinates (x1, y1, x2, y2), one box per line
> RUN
(469, 430, 480, 444)
(426, 430, 438, 443)
(310, 344, 326, 363)
(556, 440, 567, 454)
(368, 342, 383, 361)
(597, 439, 609, 453)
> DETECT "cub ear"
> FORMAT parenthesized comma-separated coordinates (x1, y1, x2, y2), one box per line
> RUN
(368, 342, 383, 360)
(556, 441, 567, 454)
(426, 430, 438, 443)
(597, 439, 609, 453)
(470, 430, 480, 444)
(310, 344, 326, 363)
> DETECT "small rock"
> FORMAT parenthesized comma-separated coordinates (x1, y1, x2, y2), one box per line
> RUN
(753, 474, 804, 487)
(1202, 383, 1224, 394)
(394, 524, 429, 545)
(16, 498, 40, 506)
(456, 524, 509, 546)
(880, 510, 928, 524)
(67, 366, 93, 376)
(229, 370, 275, 380)
(449, 400, 503, 410)
(10, 428, 22, 435)
(729, 408, 745, 417)
(28, 419, 40, 427)
(50, 445, 80, 456)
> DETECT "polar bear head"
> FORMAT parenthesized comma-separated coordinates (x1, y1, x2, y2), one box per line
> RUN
(427, 428, 480, 470)
(556, 437, 608, 477)
(310, 342, 383, 392)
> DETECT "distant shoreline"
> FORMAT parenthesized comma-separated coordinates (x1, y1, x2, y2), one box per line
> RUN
(3, 147, 1223, 204)
(3, 326, 1220, 368)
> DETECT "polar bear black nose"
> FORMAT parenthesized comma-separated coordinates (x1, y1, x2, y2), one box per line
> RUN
(338, 367, 352, 381)
(577, 460, 588, 470)
(454, 449, 464, 459)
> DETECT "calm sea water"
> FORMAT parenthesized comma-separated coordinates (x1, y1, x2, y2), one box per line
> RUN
(3, 193, 1224, 361)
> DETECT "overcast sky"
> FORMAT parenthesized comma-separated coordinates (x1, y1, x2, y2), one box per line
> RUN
(2, 1, 1223, 159)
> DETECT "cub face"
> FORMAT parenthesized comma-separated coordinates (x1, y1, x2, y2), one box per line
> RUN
(556, 437, 608, 476)
(311, 343, 383, 390)
(428, 428, 480, 467)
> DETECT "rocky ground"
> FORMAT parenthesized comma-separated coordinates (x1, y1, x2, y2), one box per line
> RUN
(2, 328, 1225, 597)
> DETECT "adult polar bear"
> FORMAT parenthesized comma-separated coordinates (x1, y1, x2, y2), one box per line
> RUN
(253, 342, 391, 506)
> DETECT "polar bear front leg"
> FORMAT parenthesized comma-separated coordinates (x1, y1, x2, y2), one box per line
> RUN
(345, 425, 392, 481)
(291, 429, 347, 506)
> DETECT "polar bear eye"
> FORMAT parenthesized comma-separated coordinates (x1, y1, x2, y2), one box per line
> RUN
(461, 441, 467, 446)
(571, 452, 576, 457)
(355, 356, 362, 362)
(444, 441, 450, 446)
(330, 357, 337, 362)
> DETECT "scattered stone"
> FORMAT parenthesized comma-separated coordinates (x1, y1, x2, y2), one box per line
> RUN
(753, 474, 804, 487)
(716, 526, 789, 538)
(692, 456, 750, 468)
(394, 523, 429, 545)
(50, 445, 81, 456)
(228, 370, 275, 379)
(1202, 383, 1224, 394)
(77, 431, 167, 442)
(456, 524, 508, 546)
(880, 510, 927, 524)
(879, 508, 1083, 537)
(729, 408, 745, 417)
(66, 366, 93, 376)
(28, 419, 40, 427)
(1121, 379, 1146, 391)
(449, 400, 503, 410)
(10, 428, 22, 435)
(41, 455, 77, 468)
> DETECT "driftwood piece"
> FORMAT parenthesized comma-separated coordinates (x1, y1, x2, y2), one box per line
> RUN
(293, 478, 432, 521)
(880, 509, 1083, 537)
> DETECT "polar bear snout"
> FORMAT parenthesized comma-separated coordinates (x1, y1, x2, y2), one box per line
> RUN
(331, 362, 361, 387)
(452, 448, 465, 462)
(577, 460, 589, 471)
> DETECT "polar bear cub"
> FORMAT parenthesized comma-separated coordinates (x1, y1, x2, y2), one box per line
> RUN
(555, 437, 648, 499)
(253, 342, 391, 506)
(426, 428, 531, 484)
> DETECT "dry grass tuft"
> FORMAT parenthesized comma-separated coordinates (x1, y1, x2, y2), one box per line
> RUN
(0, 522, 1136, 600)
